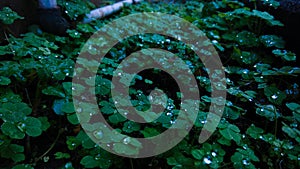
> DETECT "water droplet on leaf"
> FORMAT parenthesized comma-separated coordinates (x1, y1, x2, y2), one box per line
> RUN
(123, 137, 130, 144)
(242, 159, 249, 165)
(93, 130, 104, 139)
(203, 157, 212, 164)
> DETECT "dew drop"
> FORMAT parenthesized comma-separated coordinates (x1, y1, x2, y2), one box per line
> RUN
(94, 154, 101, 160)
(76, 107, 82, 113)
(64, 162, 72, 168)
(93, 130, 104, 139)
(242, 69, 249, 74)
(271, 94, 278, 99)
(123, 137, 130, 144)
(242, 159, 249, 165)
(291, 123, 298, 128)
(200, 120, 206, 124)
(203, 157, 212, 164)
(148, 95, 153, 101)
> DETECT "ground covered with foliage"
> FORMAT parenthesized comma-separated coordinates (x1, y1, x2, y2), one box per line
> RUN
(0, 0, 299, 168)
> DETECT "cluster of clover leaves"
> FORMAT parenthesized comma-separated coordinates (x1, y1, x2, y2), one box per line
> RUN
(0, 0, 299, 168)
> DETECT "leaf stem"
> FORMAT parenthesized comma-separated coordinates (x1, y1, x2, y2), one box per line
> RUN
(33, 128, 64, 165)
(130, 159, 134, 169)
(274, 107, 278, 138)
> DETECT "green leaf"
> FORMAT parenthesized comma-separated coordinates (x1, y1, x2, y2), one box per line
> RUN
(1, 122, 25, 139)
(286, 102, 300, 112)
(80, 155, 99, 168)
(99, 101, 115, 115)
(218, 136, 231, 146)
(264, 86, 286, 105)
(24, 117, 42, 137)
(141, 127, 160, 137)
(0, 7, 23, 24)
(219, 124, 241, 143)
(58, 0, 95, 20)
(0, 144, 25, 162)
(1, 103, 31, 122)
(67, 113, 79, 125)
(12, 164, 34, 169)
(62, 102, 75, 113)
(256, 104, 279, 121)
(2, 102, 32, 116)
(282, 125, 297, 139)
(62, 82, 73, 96)
(77, 23, 96, 33)
(231, 148, 259, 168)
(55, 152, 71, 159)
(235, 31, 259, 47)
(67, 29, 82, 38)
(246, 124, 264, 139)
(76, 131, 95, 149)
(0, 76, 11, 85)
(108, 113, 127, 124)
(42, 86, 66, 97)
(223, 106, 240, 120)
(167, 157, 179, 166)
(122, 121, 141, 133)
(95, 77, 112, 95)
(80, 154, 111, 169)
(38, 117, 51, 131)
(272, 49, 296, 61)
(66, 136, 80, 150)
(252, 10, 273, 20)
(260, 35, 285, 48)
(191, 149, 204, 160)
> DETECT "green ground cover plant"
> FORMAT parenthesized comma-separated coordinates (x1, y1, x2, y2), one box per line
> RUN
(0, 0, 299, 168)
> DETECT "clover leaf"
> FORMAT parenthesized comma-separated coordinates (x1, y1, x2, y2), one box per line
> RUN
(0, 7, 23, 24)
